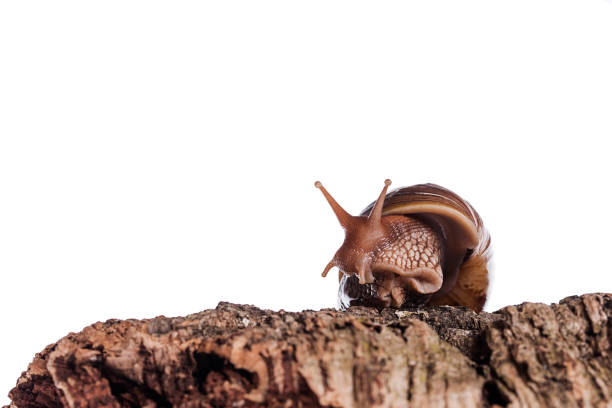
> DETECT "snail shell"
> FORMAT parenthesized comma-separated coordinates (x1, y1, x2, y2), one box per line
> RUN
(316, 180, 491, 312)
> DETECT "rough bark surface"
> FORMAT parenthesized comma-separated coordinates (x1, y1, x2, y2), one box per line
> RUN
(6, 293, 612, 408)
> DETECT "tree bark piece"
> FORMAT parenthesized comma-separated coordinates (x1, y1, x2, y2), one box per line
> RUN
(6, 293, 612, 407)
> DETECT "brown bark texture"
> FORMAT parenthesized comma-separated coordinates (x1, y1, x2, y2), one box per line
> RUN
(6, 293, 612, 408)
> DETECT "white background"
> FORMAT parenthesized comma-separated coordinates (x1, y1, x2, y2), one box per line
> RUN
(1, 0, 612, 403)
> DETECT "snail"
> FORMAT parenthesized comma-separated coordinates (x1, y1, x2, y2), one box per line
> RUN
(315, 179, 491, 312)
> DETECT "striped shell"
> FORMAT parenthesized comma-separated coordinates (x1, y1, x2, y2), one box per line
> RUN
(352, 183, 492, 311)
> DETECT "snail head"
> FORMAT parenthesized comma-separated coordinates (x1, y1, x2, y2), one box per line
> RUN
(315, 179, 392, 285)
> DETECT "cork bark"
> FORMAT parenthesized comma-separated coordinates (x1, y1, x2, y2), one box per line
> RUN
(6, 293, 612, 408)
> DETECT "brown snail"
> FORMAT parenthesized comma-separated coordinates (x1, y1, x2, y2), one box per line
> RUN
(315, 179, 491, 312)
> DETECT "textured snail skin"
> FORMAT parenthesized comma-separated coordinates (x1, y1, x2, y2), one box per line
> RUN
(316, 180, 491, 312)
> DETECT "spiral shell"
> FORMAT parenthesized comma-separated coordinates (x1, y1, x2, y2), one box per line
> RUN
(357, 183, 491, 311)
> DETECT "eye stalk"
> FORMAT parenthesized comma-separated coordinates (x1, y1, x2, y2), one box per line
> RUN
(314, 179, 391, 229)
(314, 180, 355, 230)
(367, 179, 392, 225)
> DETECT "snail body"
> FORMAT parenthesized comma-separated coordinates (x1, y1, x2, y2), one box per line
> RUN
(315, 180, 491, 312)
